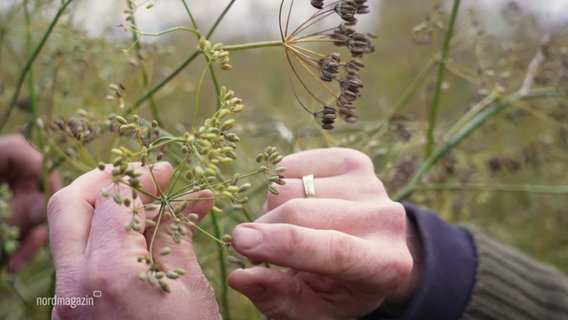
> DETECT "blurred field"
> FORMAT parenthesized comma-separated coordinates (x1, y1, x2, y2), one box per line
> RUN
(1, 0, 567, 319)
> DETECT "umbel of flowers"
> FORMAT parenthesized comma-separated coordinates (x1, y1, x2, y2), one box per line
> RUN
(281, 0, 374, 129)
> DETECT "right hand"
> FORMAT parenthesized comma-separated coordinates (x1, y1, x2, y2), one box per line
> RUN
(228, 148, 422, 319)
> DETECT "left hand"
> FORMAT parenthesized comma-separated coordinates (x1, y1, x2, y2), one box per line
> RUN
(0, 135, 61, 272)
(48, 162, 220, 319)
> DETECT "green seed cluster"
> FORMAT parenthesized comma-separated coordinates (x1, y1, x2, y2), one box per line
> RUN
(137, 258, 187, 294)
(167, 207, 195, 245)
(255, 146, 287, 195)
(86, 86, 287, 293)
(199, 37, 232, 70)
(178, 87, 253, 213)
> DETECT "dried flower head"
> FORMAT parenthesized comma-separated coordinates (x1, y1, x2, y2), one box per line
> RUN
(279, 0, 374, 129)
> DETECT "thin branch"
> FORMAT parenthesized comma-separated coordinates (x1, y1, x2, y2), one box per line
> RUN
(424, 0, 461, 158)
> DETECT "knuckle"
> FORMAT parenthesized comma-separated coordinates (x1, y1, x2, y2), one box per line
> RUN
(337, 148, 375, 172)
(369, 201, 407, 231)
(356, 177, 386, 197)
(278, 226, 306, 257)
(275, 198, 306, 224)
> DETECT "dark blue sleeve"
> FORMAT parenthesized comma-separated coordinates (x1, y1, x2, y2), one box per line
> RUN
(361, 202, 477, 320)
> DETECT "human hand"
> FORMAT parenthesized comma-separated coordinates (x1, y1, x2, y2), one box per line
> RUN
(228, 148, 422, 319)
(47, 162, 219, 319)
(0, 134, 61, 272)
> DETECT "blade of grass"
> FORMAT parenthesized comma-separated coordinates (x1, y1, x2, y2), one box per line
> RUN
(395, 88, 565, 201)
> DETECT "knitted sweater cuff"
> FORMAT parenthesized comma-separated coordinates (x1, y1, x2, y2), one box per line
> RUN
(361, 203, 476, 320)
(461, 225, 568, 319)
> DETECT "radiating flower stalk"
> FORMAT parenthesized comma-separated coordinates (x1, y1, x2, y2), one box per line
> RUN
(215, 0, 375, 130)
(280, 0, 375, 129)
(45, 85, 286, 293)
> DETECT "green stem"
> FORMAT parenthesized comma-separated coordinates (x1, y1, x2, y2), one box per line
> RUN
(179, 0, 222, 110)
(424, 0, 461, 158)
(223, 40, 284, 51)
(181, 0, 201, 36)
(208, 64, 222, 110)
(23, 1, 50, 205)
(394, 88, 563, 201)
(393, 59, 437, 116)
(193, 62, 212, 127)
(209, 211, 230, 320)
(127, 0, 162, 124)
(125, 26, 198, 38)
(148, 203, 166, 265)
(127, 50, 201, 113)
(0, 0, 74, 133)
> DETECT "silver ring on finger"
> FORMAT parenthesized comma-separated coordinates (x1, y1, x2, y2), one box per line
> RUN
(302, 174, 316, 198)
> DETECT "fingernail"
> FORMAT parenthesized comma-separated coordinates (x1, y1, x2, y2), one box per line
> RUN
(233, 226, 262, 250)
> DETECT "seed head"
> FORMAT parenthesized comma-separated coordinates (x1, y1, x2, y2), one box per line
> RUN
(310, 0, 324, 9)
(335, 0, 358, 25)
(318, 53, 341, 82)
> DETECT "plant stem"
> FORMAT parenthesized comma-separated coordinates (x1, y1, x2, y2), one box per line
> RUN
(128, 49, 201, 113)
(23, 1, 50, 205)
(393, 59, 437, 115)
(394, 88, 564, 201)
(424, 0, 461, 158)
(127, 0, 162, 124)
(193, 62, 212, 128)
(181, 0, 200, 35)
(223, 40, 284, 51)
(0, 0, 74, 134)
(209, 211, 231, 320)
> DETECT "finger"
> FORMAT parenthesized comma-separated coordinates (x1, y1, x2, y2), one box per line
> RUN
(258, 199, 399, 235)
(265, 174, 387, 210)
(7, 192, 46, 232)
(48, 162, 172, 265)
(7, 224, 48, 272)
(278, 147, 375, 178)
(48, 170, 62, 195)
(149, 190, 215, 271)
(86, 163, 174, 255)
(0, 135, 43, 190)
(48, 169, 115, 264)
(228, 267, 327, 320)
(231, 223, 411, 287)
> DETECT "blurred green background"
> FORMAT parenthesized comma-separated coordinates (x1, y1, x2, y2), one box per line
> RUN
(1, 0, 567, 319)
